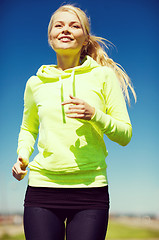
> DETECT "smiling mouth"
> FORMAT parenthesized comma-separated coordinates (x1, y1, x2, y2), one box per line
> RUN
(58, 37, 74, 41)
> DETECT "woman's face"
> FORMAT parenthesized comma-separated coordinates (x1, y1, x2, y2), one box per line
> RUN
(50, 11, 87, 56)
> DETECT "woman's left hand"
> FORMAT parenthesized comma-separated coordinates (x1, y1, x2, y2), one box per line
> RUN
(62, 95, 95, 120)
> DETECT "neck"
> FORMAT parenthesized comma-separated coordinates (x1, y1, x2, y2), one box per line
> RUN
(56, 53, 81, 71)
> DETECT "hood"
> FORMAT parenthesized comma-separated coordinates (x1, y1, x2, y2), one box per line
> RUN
(36, 55, 100, 123)
(36, 55, 99, 80)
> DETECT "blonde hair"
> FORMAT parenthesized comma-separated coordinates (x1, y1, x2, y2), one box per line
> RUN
(48, 4, 136, 104)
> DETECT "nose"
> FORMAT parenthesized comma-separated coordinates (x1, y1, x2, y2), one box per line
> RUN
(62, 25, 71, 34)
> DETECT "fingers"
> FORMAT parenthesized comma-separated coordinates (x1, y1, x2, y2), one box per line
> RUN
(68, 104, 84, 110)
(65, 102, 87, 118)
(12, 161, 28, 181)
(18, 156, 23, 162)
(12, 163, 27, 174)
(66, 108, 91, 120)
(12, 169, 27, 181)
(61, 95, 83, 106)
(12, 170, 27, 181)
(18, 156, 29, 170)
(66, 107, 85, 114)
(61, 95, 95, 120)
(13, 171, 27, 181)
(66, 114, 85, 119)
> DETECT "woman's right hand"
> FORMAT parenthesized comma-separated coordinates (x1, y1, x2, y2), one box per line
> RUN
(12, 156, 28, 181)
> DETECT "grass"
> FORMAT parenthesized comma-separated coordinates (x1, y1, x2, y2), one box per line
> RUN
(106, 220, 159, 239)
(0, 220, 159, 240)
(0, 233, 25, 240)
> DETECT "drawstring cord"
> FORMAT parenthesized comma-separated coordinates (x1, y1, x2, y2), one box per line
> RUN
(60, 70, 75, 124)
(71, 69, 75, 97)
(59, 75, 66, 124)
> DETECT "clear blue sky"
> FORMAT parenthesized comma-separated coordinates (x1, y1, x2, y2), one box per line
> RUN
(0, 0, 159, 215)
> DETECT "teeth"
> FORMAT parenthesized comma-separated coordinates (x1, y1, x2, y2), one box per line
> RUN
(60, 37, 72, 41)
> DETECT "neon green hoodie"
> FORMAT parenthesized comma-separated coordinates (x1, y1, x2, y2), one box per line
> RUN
(17, 56, 132, 188)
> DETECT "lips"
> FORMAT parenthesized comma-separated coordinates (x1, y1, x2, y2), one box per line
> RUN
(58, 36, 74, 41)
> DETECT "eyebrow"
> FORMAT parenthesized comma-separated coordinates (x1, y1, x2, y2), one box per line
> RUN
(54, 21, 81, 25)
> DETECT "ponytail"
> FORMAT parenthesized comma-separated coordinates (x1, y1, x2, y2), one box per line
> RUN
(81, 35, 137, 105)
(48, 4, 136, 104)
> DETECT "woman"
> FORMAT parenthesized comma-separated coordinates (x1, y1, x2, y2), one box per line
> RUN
(12, 4, 136, 240)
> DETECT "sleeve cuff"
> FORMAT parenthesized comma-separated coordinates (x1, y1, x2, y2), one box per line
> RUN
(90, 108, 110, 132)
(17, 148, 30, 161)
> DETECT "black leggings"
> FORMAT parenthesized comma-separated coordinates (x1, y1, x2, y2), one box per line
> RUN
(24, 207, 109, 240)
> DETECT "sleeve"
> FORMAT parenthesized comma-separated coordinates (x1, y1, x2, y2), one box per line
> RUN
(17, 78, 39, 160)
(90, 68, 132, 146)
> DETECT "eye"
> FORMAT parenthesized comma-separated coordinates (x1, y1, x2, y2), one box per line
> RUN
(72, 25, 81, 29)
(54, 24, 62, 28)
